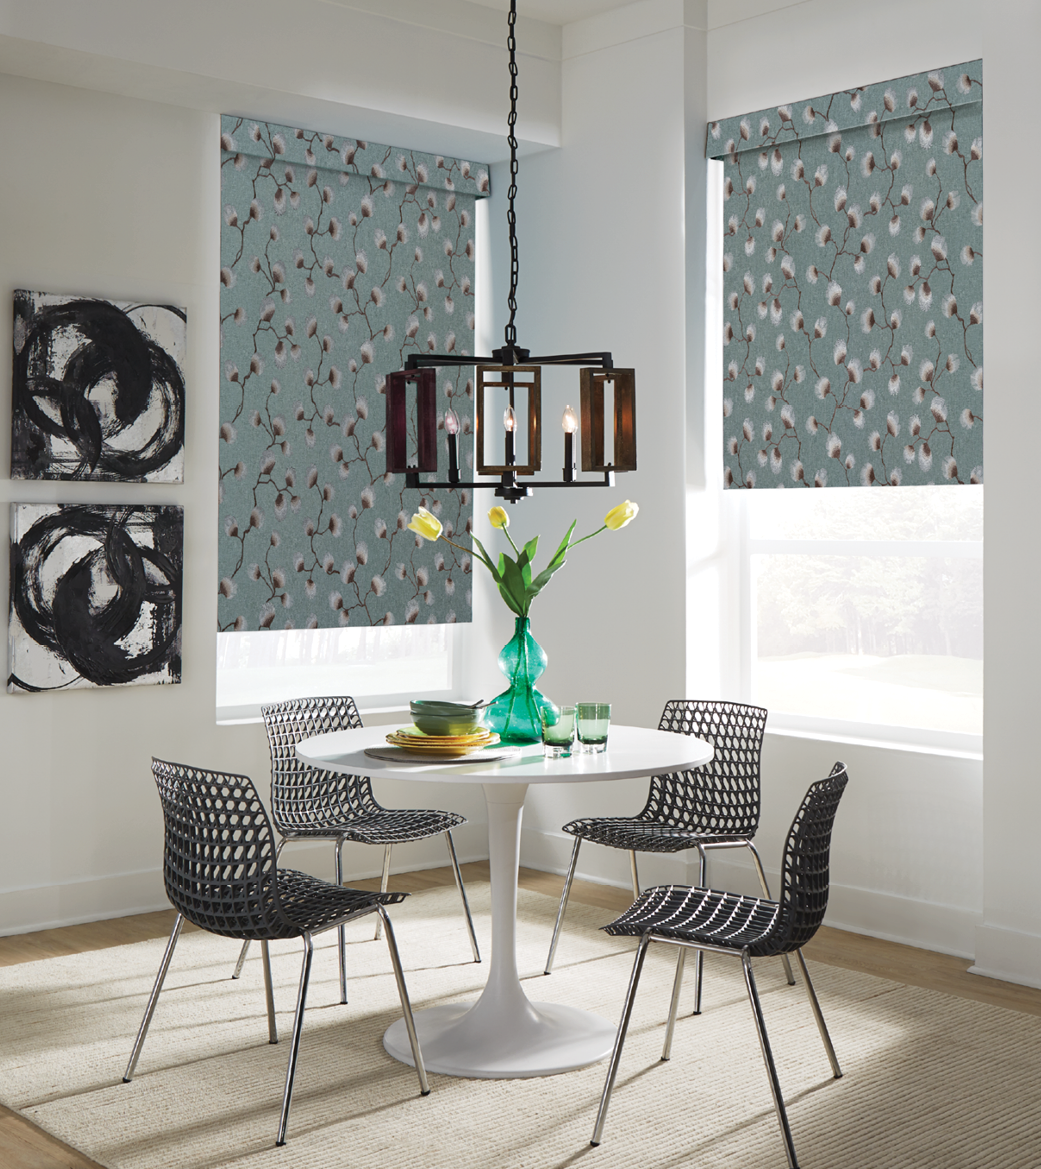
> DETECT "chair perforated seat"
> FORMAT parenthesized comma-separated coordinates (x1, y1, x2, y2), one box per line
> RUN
(562, 821, 754, 853)
(123, 758, 428, 1147)
(590, 763, 850, 1169)
(273, 869, 405, 934)
(605, 886, 784, 949)
(545, 700, 791, 1007)
(233, 696, 480, 999)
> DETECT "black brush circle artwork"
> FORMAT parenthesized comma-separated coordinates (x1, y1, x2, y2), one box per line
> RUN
(12, 292, 186, 481)
(8, 504, 183, 692)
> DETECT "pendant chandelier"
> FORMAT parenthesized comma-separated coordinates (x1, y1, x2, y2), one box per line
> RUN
(383, 0, 636, 503)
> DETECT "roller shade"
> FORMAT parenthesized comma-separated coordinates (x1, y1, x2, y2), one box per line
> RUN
(709, 61, 982, 488)
(218, 116, 490, 629)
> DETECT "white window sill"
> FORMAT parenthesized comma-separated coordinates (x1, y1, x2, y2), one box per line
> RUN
(217, 699, 413, 727)
(765, 722, 982, 762)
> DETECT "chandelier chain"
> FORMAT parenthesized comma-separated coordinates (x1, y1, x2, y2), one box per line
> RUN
(505, 0, 519, 350)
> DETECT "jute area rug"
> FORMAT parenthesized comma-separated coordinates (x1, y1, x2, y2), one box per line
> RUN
(1, 882, 1039, 1169)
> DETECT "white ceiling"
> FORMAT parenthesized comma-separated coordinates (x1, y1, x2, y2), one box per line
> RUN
(453, 0, 638, 24)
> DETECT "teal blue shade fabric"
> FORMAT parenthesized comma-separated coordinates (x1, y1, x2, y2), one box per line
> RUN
(708, 61, 982, 488)
(218, 116, 490, 629)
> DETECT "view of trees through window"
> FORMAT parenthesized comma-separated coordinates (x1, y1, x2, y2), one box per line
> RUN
(748, 487, 982, 740)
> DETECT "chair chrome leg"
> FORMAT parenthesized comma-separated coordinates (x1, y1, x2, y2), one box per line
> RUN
(232, 938, 251, 979)
(591, 933, 651, 1146)
(545, 837, 581, 974)
(741, 951, 799, 1169)
(335, 836, 348, 1004)
(748, 842, 796, 986)
(261, 941, 278, 1044)
(124, 913, 184, 1082)
(377, 905, 430, 1096)
(276, 933, 314, 1147)
(794, 948, 842, 1078)
(628, 850, 641, 901)
(692, 846, 707, 1015)
(373, 843, 393, 941)
(662, 946, 686, 1060)
(445, 830, 481, 963)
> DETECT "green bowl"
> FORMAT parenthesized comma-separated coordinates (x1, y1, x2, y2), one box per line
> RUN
(410, 700, 485, 737)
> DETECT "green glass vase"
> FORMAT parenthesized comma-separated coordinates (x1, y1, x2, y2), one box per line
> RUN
(484, 616, 556, 744)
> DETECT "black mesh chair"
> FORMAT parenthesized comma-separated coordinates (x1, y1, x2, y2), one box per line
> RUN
(233, 696, 480, 1002)
(123, 758, 428, 1147)
(590, 763, 849, 1169)
(545, 700, 793, 1011)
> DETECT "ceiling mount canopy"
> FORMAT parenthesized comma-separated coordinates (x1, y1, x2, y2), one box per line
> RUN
(384, 0, 636, 503)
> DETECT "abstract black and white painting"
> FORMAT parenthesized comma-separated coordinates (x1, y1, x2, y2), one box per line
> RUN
(8, 503, 183, 693)
(12, 290, 186, 482)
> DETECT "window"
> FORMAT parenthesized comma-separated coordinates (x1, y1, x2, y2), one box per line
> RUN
(735, 485, 982, 753)
(216, 623, 478, 722)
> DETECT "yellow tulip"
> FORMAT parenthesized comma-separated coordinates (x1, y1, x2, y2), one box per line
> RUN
(604, 500, 639, 530)
(407, 507, 442, 541)
(488, 506, 510, 529)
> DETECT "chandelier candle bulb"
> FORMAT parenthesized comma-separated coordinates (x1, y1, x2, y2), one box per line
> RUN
(562, 405, 578, 482)
(504, 403, 517, 467)
(444, 408, 460, 483)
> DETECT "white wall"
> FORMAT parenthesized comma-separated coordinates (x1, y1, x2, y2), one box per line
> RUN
(974, 0, 1041, 988)
(2, 0, 1035, 988)
(484, 2, 705, 881)
(0, 0, 563, 159)
(518, 0, 1036, 987)
(697, 0, 1040, 986)
(0, 0, 556, 933)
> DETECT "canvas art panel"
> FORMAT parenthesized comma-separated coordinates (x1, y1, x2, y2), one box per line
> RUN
(8, 503, 184, 693)
(11, 290, 186, 482)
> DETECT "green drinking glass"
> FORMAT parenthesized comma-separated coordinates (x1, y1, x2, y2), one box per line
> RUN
(576, 702, 611, 753)
(541, 705, 576, 758)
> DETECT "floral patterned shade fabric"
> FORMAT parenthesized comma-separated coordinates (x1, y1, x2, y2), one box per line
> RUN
(709, 60, 982, 488)
(219, 116, 489, 629)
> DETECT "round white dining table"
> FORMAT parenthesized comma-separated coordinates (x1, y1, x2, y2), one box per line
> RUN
(296, 723, 713, 1079)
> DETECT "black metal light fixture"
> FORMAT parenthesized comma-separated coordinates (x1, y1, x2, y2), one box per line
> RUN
(384, 0, 636, 503)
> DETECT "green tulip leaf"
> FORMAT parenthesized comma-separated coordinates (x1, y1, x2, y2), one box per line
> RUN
(544, 521, 578, 574)
(499, 554, 528, 608)
(497, 583, 525, 616)
(470, 535, 504, 586)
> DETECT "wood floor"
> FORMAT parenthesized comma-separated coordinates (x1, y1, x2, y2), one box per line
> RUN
(4, 861, 1040, 1169)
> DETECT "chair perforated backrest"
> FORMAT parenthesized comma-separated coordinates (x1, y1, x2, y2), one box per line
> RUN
(262, 696, 381, 834)
(768, 762, 849, 953)
(642, 700, 769, 837)
(152, 758, 299, 941)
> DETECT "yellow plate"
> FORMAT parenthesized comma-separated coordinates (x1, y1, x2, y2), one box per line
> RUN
(385, 739, 498, 756)
(391, 726, 497, 745)
(387, 731, 498, 746)
(386, 728, 499, 754)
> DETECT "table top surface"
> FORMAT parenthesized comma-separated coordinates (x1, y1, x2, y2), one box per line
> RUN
(296, 723, 714, 785)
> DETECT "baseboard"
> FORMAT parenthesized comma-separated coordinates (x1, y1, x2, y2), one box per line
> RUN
(0, 833, 490, 937)
(970, 923, 1041, 989)
(0, 869, 170, 937)
(521, 829, 983, 960)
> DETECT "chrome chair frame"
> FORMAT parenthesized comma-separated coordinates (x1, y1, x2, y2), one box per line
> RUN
(590, 763, 849, 1169)
(124, 758, 429, 1147)
(234, 696, 480, 1002)
(545, 700, 793, 1012)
